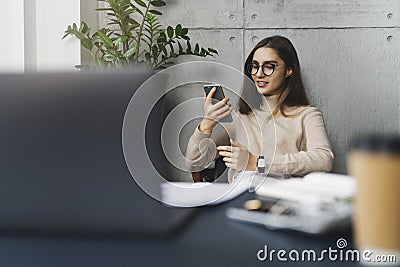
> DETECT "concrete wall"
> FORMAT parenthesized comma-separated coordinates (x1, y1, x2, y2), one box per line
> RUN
(95, 0, 400, 178)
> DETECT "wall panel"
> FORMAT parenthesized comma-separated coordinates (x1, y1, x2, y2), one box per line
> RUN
(244, 0, 400, 28)
(245, 28, 400, 172)
(157, 0, 244, 29)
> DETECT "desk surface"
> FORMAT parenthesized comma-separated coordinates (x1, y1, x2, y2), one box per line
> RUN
(0, 192, 359, 267)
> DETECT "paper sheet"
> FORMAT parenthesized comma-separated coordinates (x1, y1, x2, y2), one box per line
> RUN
(161, 173, 254, 207)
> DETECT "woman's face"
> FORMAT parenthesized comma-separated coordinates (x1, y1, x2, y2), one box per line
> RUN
(250, 47, 291, 96)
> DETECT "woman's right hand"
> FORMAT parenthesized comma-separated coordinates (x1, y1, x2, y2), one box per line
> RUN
(199, 87, 232, 134)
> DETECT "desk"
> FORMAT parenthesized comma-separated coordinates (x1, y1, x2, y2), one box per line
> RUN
(0, 192, 359, 267)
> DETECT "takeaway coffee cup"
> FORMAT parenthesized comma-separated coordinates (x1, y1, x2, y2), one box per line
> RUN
(348, 135, 400, 265)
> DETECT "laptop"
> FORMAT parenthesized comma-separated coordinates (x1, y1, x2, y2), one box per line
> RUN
(0, 70, 194, 236)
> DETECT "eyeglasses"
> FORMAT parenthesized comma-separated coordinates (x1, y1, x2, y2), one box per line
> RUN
(246, 62, 277, 76)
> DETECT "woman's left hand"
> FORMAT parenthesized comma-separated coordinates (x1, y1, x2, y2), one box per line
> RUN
(217, 139, 257, 171)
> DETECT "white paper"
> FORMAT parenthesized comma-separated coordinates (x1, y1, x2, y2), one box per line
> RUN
(161, 174, 252, 207)
(255, 172, 356, 204)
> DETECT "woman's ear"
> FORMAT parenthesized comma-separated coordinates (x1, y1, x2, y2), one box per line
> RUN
(286, 68, 293, 78)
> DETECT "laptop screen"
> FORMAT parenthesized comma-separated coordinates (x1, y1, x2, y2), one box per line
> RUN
(0, 70, 183, 234)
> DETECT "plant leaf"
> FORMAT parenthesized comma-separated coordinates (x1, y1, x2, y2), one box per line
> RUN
(152, 45, 158, 58)
(149, 10, 162, 15)
(103, 54, 117, 62)
(114, 35, 129, 46)
(208, 48, 218, 55)
(145, 52, 151, 63)
(181, 28, 188, 36)
(186, 40, 192, 53)
(123, 44, 138, 58)
(157, 32, 167, 43)
(150, 0, 166, 7)
(175, 24, 182, 36)
(95, 8, 113, 11)
(79, 21, 89, 34)
(162, 45, 168, 56)
(142, 33, 152, 41)
(177, 41, 183, 53)
(201, 48, 208, 56)
(94, 57, 105, 68)
(74, 64, 90, 70)
(169, 43, 175, 54)
(134, 7, 144, 16)
(167, 26, 174, 38)
(128, 18, 140, 28)
(134, 0, 147, 8)
(81, 39, 93, 50)
(98, 29, 114, 49)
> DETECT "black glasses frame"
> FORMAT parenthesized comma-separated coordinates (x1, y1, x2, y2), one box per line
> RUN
(246, 62, 277, 76)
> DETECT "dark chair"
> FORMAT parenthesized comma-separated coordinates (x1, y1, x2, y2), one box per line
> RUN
(191, 157, 226, 183)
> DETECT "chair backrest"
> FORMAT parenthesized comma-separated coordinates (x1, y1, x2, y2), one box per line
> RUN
(192, 157, 226, 183)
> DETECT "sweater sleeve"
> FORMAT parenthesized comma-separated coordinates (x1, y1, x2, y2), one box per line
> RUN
(185, 125, 231, 172)
(269, 108, 334, 175)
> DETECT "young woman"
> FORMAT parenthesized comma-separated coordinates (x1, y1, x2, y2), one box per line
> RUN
(186, 36, 334, 182)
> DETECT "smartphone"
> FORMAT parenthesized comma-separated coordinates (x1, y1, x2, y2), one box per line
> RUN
(203, 84, 233, 122)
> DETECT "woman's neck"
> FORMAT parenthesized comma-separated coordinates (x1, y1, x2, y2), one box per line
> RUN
(260, 94, 280, 111)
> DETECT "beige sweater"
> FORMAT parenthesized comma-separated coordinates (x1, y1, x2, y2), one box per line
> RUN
(185, 95, 334, 182)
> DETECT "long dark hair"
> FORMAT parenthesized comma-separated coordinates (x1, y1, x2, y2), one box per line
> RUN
(238, 36, 309, 117)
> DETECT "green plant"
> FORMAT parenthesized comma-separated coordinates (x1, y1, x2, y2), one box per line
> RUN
(63, 0, 218, 70)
